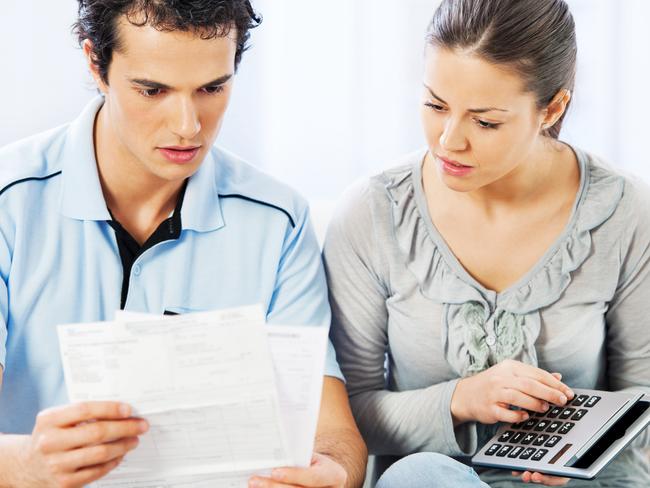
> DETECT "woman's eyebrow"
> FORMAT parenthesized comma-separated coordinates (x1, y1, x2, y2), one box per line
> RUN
(423, 83, 509, 113)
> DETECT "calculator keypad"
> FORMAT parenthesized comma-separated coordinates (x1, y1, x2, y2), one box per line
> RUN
(483, 393, 600, 462)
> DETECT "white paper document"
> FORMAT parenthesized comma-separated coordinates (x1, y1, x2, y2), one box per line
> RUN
(57, 306, 328, 487)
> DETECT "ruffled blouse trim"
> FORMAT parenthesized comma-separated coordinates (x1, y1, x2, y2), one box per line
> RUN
(384, 148, 625, 316)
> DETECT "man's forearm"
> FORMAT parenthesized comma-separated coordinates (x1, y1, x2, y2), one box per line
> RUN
(315, 427, 368, 488)
(0, 434, 31, 488)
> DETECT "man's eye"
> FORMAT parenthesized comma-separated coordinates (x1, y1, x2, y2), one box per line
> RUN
(202, 85, 224, 95)
(140, 88, 163, 98)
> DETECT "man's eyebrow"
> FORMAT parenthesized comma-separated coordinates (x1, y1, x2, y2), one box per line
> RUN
(129, 73, 234, 90)
(423, 83, 509, 113)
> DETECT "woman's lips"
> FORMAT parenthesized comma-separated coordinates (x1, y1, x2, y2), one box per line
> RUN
(437, 155, 474, 177)
(158, 146, 201, 164)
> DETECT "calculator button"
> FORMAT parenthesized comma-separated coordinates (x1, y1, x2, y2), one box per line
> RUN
(522, 419, 538, 430)
(546, 421, 562, 433)
(498, 431, 515, 442)
(519, 448, 536, 460)
(511, 432, 525, 443)
(534, 420, 550, 431)
(511, 421, 525, 429)
(545, 435, 562, 448)
(559, 408, 575, 419)
(559, 422, 575, 435)
(572, 409, 588, 421)
(585, 396, 601, 408)
(533, 434, 549, 446)
(572, 395, 589, 406)
(485, 443, 501, 456)
(508, 446, 524, 458)
(521, 433, 537, 445)
(497, 445, 513, 457)
(532, 449, 549, 462)
(547, 406, 563, 418)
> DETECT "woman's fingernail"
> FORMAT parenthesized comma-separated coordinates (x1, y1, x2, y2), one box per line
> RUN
(560, 394, 567, 404)
(138, 420, 149, 433)
(541, 402, 549, 411)
(271, 469, 286, 481)
(248, 479, 263, 488)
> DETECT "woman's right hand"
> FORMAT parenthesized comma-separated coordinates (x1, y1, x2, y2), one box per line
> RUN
(21, 402, 148, 488)
(450, 359, 575, 425)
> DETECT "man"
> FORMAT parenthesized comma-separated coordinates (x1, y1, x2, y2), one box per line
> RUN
(0, 1, 367, 487)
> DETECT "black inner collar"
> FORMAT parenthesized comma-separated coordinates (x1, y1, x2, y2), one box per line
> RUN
(107, 181, 188, 309)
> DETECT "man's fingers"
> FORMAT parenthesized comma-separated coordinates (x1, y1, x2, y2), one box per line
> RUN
(64, 456, 124, 487)
(36, 402, 133, 428)
(248, 477, 296, 488)
(45, 418, 148, 451)
(58, 437, 139, 471)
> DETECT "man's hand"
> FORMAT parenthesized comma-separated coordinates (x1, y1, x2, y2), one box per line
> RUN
(20, 401, 148, 488)
(512, 470, 570, 486)
(248, 452, 347, 488)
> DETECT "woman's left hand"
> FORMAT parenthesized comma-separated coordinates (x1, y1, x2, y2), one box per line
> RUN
(512, 470, 570, 485)
(249, 452, 347, 488)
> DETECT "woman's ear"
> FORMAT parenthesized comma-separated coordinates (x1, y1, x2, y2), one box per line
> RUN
(82, 39, 108, 94)
(541, 89, 572, 131)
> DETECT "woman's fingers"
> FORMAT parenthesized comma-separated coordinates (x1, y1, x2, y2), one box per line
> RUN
(510, 363, 574, 400)
(499, 387, 550, 413)
(508, 377, 569, 408)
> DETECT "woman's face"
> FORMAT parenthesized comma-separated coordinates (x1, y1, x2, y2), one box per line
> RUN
(420, 46, 548, 193)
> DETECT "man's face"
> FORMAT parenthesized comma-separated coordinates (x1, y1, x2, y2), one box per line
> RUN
(91, 18, 237, 183)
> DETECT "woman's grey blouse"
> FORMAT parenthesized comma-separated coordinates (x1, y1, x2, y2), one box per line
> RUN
(323, 148, 650, 487)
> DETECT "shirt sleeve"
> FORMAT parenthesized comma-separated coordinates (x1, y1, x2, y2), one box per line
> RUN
(0, 210, 11, 370)
(323, 182, 477, 457)
(265, 199, 343, 381)
(605, 180, 650, 449)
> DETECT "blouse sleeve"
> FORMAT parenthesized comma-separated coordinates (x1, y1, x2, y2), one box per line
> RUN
(323, 182, 478, 457)
(605, 178, 650, 449)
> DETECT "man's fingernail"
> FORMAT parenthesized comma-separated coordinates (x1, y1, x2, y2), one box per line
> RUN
(541, 403, 549, 411)
(271, 469, 285, 481)
(560, 395, 567, 404)
(248, 479, 263, 488)
(138, 420, 149, 433)
(120, 404, 131, 417)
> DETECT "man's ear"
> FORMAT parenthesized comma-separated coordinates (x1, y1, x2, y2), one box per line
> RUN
(82, 39, 108, 94)
(541, 89, 572, 132)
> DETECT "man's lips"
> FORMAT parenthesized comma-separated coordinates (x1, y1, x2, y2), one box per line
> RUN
(158, 146, 201, 164)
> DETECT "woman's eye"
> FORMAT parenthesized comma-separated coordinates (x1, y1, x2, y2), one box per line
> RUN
(202, 85, 224, 95)
(425, 102, 446, 112)
(476, 119, 500, 130)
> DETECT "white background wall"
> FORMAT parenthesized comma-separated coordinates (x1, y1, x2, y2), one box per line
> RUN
(1, 0, 649, 204)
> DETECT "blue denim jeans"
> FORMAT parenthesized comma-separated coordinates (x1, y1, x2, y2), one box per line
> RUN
(375, 453, 490, 488)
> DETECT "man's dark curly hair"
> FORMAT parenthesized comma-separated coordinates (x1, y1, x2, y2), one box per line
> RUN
(73, 0, 262, 84)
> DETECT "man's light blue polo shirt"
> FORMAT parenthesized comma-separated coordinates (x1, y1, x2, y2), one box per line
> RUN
(0, 97, 342, 434)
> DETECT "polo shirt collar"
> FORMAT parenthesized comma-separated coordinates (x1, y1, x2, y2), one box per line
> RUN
(60, 96, 111, 221)
(59, 96, 224, 233)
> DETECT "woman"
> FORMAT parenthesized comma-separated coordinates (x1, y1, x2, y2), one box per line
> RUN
(323, 0, 650, 486)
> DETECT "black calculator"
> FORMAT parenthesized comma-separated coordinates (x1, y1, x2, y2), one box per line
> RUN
(472, 389, 650, 479)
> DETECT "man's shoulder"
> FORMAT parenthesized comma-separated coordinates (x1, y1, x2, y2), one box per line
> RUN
(212, 147, 308, 229)
(0, 124, 69, 198)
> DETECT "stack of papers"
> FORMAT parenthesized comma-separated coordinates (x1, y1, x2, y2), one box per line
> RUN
(56, 305, 329, 487)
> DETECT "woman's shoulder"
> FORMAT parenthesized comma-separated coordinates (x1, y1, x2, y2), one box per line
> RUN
(580, 149, 650, 231)
(330, 150, 425, 228)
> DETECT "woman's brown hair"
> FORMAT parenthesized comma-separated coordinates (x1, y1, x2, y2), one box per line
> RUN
(427, 0, 577, 139)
